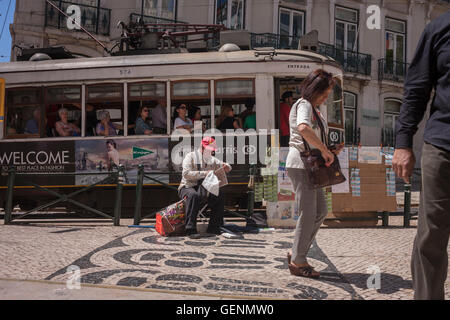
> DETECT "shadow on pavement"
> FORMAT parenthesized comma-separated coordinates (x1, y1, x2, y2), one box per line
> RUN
(320, 272, 412, 295)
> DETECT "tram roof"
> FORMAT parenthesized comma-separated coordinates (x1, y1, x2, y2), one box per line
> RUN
(0, 49, 342, 74)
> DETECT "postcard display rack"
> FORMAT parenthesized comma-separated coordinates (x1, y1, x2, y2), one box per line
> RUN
(261, 147, 397, 228)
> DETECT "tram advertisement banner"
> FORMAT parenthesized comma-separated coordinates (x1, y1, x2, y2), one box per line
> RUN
(75, 138, 169, 185)
(0, 141, 76, 186)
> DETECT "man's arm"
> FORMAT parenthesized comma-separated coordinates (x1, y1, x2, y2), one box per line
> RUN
(393, 25, 435, 183)
(181, 153, 209, 181)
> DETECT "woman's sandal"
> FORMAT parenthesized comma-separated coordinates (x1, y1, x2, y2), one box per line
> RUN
(287, 252, 320, 278)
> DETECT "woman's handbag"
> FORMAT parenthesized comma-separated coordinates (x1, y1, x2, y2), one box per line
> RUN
(300, 104, 346, 189)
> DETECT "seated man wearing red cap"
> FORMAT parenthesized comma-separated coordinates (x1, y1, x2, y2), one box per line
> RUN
(178, 137, 232, 236)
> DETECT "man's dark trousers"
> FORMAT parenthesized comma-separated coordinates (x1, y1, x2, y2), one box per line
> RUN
(412, 142, 450, 300)
(179, 185, 225, 231)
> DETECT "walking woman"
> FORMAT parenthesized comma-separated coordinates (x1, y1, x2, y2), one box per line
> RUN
(286, 69, 343, 278)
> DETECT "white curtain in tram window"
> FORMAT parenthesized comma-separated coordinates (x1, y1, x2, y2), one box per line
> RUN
(230, 0, 244, 30)
(216, 0, 228, 26)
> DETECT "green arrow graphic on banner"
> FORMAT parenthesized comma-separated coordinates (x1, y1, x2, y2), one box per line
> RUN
(132, 146, 154, 159)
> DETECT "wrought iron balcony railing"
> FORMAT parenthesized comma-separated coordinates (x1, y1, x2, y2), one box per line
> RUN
(250, 33, 301, 50)
(378, 58, 409, 83)
(130, 13, 187, 25)
(45, 0, 111, 36)
(318, 43, 372, 76)
(382, 127, 395, 147)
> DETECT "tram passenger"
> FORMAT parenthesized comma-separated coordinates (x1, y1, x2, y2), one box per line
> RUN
(216, 106, 242, 131)
(178, 137, 232, 236)
(239, 100, 256, 130)
(24, 108, 40, 134)
(72, 103, 97, 136)
(280, 91, 294, 147)
(152, 99, 167, 134)
(55, 108, 81, 137)
(97, 110, 119, 136)
(135, 105, 153, 135)
(189, 106, 206, 132)
(173, 104, 193, 133)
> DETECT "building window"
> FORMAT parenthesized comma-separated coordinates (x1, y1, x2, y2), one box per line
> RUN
(343, 92, 357, 145)
(216, 0, 245, 30)
(278, 7, 305, 49)
(142, 0, 177, 20)
(335, 6, 358, 52)
(386, 18, 406, 61)
(383, 99, 402, 147)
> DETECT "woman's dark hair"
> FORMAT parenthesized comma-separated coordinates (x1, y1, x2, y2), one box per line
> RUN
(299, 69, 336, 105)
(106, 140, 116, 149)
(189, 106, 200, 121)
(137, 105, 150, 122)
(172, 104, 186, 121)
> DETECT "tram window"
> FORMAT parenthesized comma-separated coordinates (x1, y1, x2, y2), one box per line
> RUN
(128, 82, 166, 135)
(5, 88, 42, 138)
(171, 81, 210, 133)
(87, 84, 125, 137)
(45, 86, 81, 138)
(214, 79, 255, 131)
(326, 81, 343, 127)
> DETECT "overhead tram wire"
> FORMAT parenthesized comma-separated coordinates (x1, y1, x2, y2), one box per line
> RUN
(0, 0, 12, 40)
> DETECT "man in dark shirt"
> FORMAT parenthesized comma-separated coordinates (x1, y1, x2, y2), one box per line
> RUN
(393, 11, 450, 300)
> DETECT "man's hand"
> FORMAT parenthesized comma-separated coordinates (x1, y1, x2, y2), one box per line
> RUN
(223, 164, 231, 173)
(393, 148, 415, 183)
(331, 143, 345, 156)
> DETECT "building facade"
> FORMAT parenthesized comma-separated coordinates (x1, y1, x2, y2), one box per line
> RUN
(8, 0, 450, 166)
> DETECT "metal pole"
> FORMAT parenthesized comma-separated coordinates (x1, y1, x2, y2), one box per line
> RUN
(4, 166, 15, 224)
(247, 165, 255, 217)
(403, 182, 411, 227)
(381, 211, 389, 227)
(113, 165, 124, 226)
(133, 165, 144, 225)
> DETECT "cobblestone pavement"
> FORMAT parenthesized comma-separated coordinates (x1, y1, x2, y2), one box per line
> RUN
(0, 217, 448, 300)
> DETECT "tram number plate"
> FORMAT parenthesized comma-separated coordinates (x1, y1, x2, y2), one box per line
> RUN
(120, 69, 132, 76)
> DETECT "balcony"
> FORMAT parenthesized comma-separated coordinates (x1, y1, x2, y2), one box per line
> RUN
(130, 13, 187, 25)
(45, 0, 111, 36)
(250, 33, 301, 50)
(382, 127, 395, 147)
(318, 43, 372, 76)
(378, 58, 409, 83)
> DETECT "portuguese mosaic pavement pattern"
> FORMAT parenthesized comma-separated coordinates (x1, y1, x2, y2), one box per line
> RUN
(0, 219, 449, 300)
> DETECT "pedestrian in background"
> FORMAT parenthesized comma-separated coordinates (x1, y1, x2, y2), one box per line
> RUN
(393, 11, 450, 300)
(280, 91, 293, 147)
(285, 69, 342, 278)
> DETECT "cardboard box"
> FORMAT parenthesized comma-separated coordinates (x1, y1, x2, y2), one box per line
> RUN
(324, 211, 379, 227)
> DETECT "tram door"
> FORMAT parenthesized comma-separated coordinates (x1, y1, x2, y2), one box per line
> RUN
(274, 78, 304, 147)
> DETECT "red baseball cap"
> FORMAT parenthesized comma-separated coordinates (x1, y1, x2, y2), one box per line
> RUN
(201, 137, 218, 151)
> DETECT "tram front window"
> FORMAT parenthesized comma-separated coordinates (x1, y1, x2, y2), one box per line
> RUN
(87, 84, 125, 137)
(5, 88, 42, 138)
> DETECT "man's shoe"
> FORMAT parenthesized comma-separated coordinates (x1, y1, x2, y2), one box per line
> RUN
(185, 228, 198, 236)
(206, 226, 222, 235)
